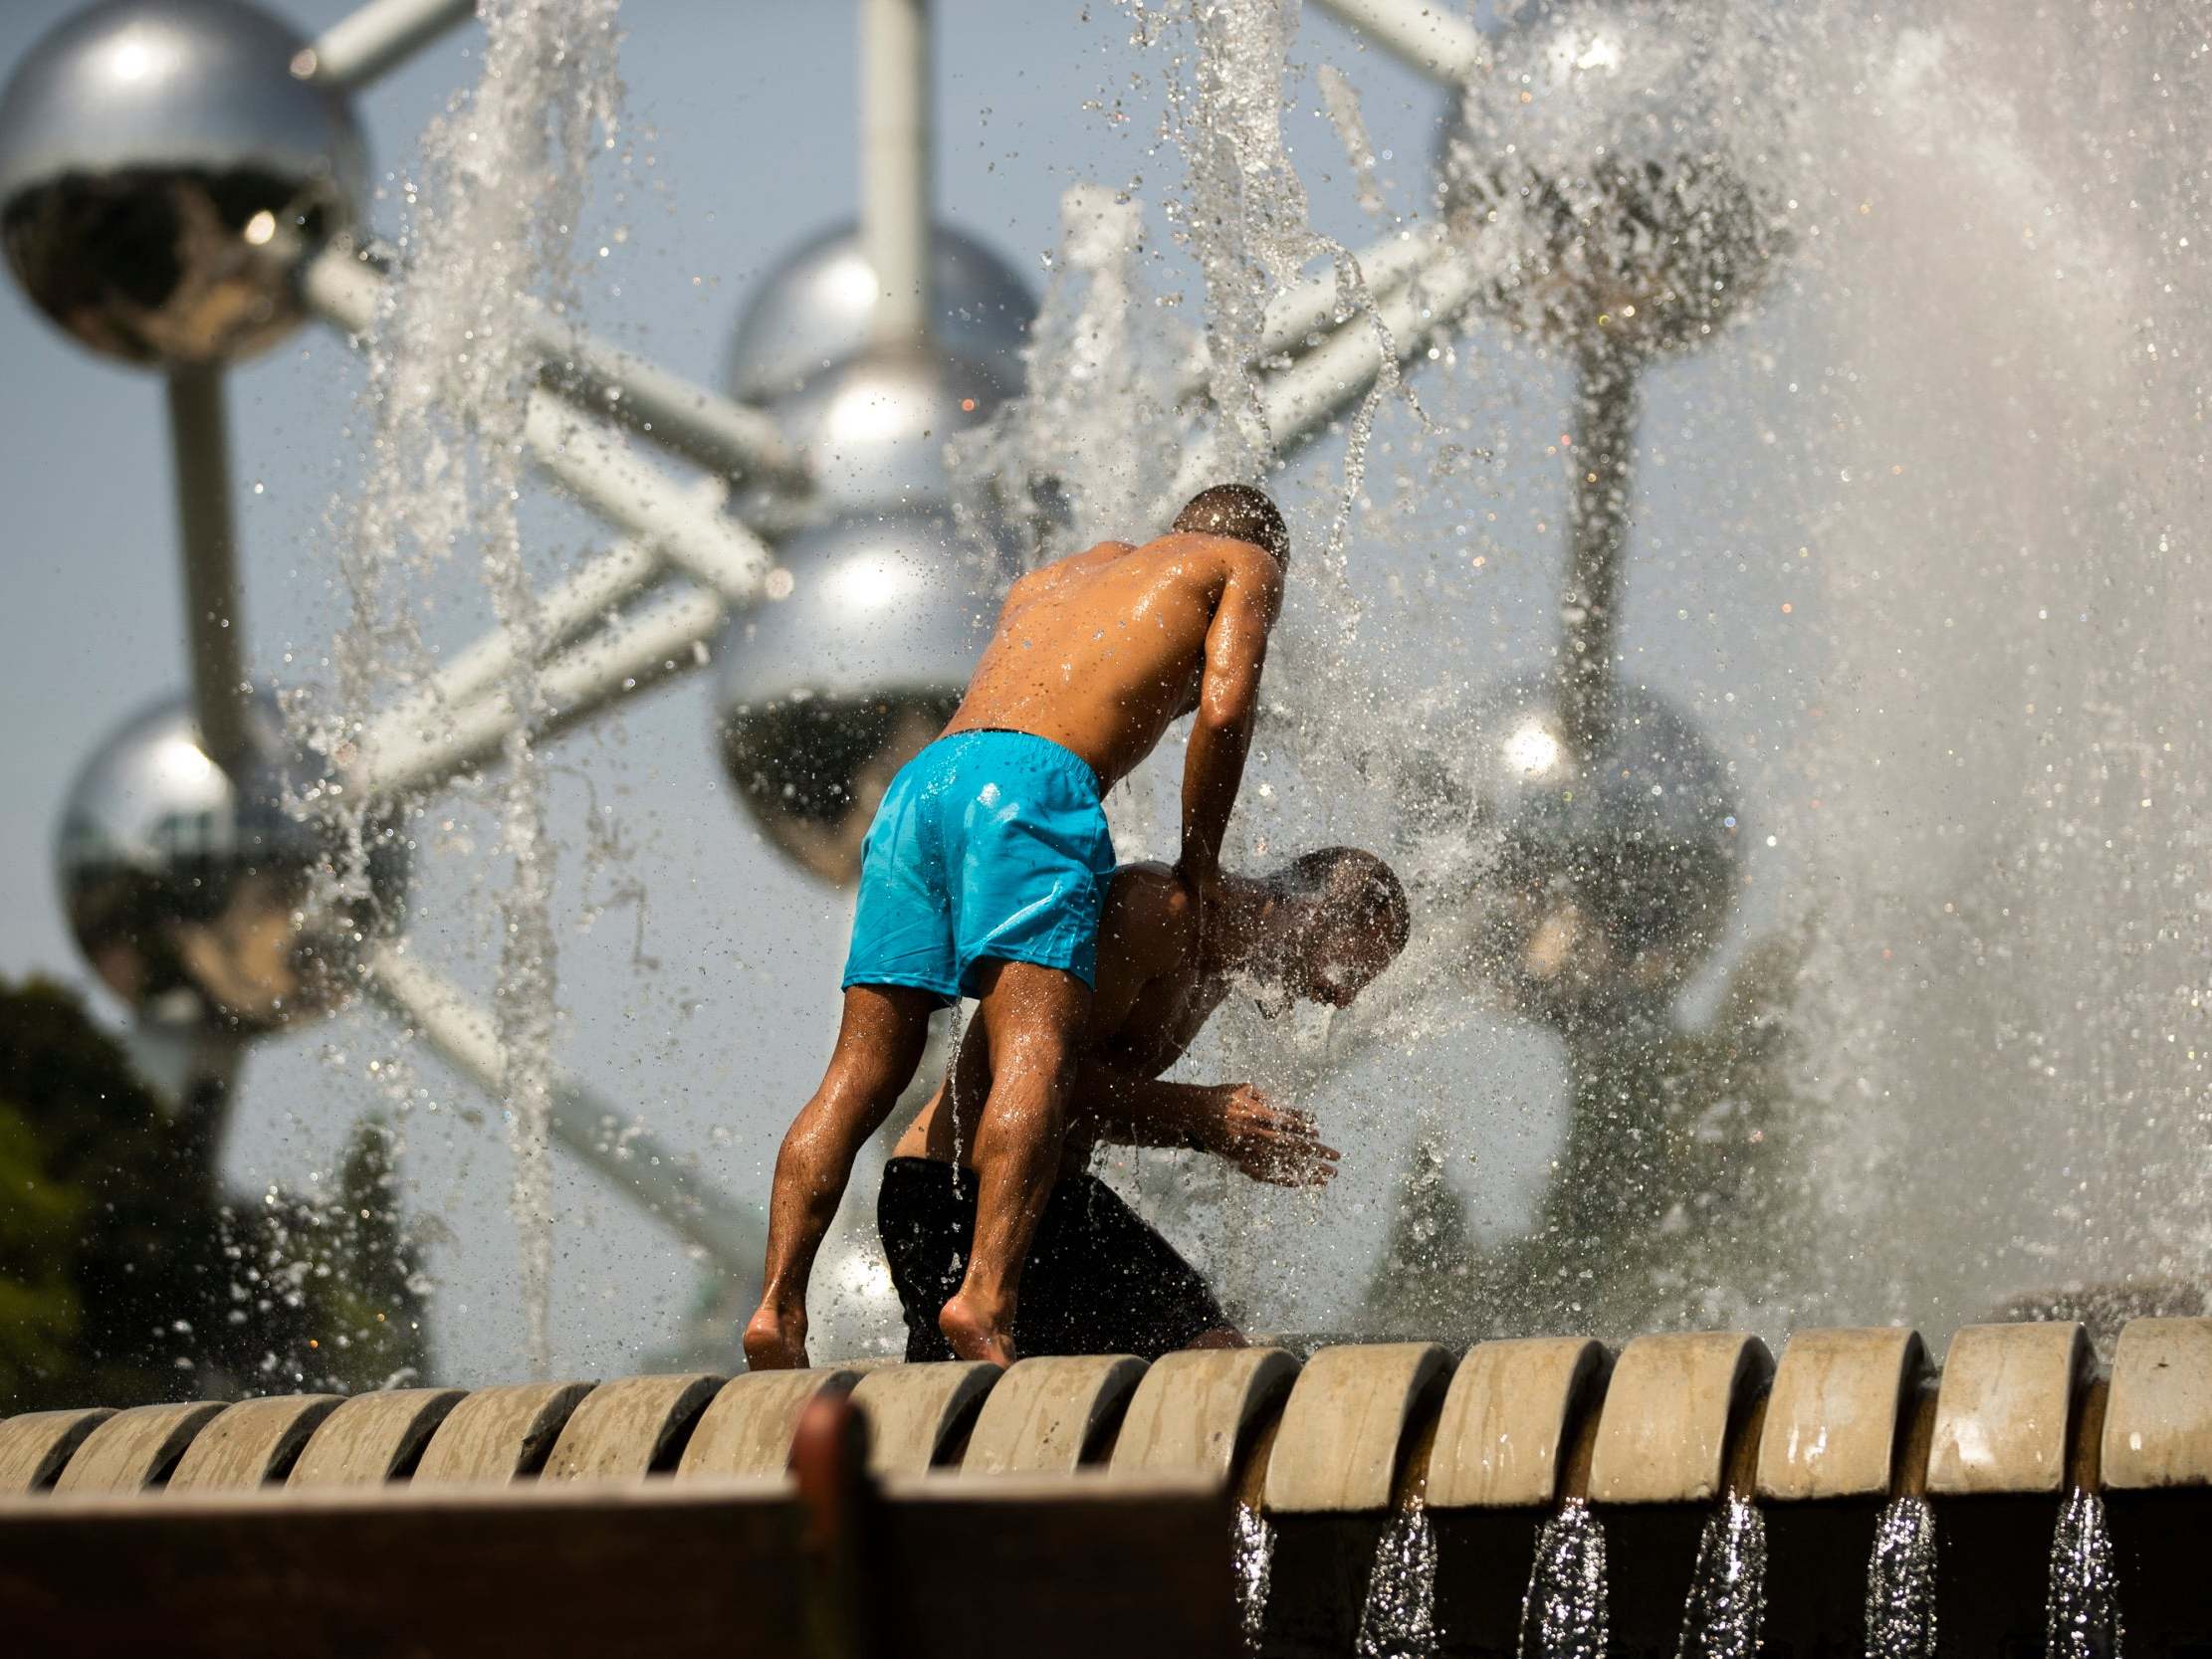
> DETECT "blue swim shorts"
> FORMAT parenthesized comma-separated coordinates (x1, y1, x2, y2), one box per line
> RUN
(841, 729, 1116, 1003)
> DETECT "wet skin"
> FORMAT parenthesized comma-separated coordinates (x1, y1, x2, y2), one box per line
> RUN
(896, 861, 1397, 1182)
(942, 532, 1286, 816)
(744, 531, 1286, 1373)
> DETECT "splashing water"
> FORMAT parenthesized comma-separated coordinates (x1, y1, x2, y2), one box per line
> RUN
(325, 0, 623, 1375)
(956, 183, 1189, 572)
(1355, 1500, 1438, 1658)
(1675, 1497, 1766, 1659)
(1232, 1502, 1276, 1653)
(952, 183, 1193, 874)
(1521, 1500, 1609, 1659)
(1315, 64, 1388, 226)
(1136, 0, 1401, 553)
(1053, 0, 2212, 1353)
(2046, 1490, 2125, 1659)
(1863, 1496, 1938, 1659)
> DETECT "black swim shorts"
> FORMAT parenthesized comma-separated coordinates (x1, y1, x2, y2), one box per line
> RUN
(877, 1155, 1231, 1362)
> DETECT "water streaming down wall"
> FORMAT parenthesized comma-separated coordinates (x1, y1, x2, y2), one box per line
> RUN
(1353, 1501, 1438, 1659)
(1673, 1496, 1765, 1659)
(2045, 1490, 2125, 1659)
(314, 0, 625, 1374)
(1519, 1500, 1609, 1659)
(13, 1322, 2212, 1652)
(1233, 1502, 1278, 1655)
(1863, 1496, 1938, 1659)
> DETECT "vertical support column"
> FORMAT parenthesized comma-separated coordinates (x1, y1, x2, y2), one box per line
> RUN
(165, 366, 249, 772)
(1557, 343, 1639, 760)
(861, 0, 932, 345)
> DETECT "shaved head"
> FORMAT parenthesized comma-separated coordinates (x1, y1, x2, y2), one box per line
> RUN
(1173, 483, 1289, 567)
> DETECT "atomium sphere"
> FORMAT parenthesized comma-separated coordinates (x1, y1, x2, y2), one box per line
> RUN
(740, 340, 1017, 526)
(1451, 675, 1739, 1028)
(715, 510, 1011, 886)
(805, 1212, 906, 1360)
(56, 692, 407, 1032)
(723, 220, 1036, 403)
(1437, 0, 1790, 359)
(0, 0, 365, 366)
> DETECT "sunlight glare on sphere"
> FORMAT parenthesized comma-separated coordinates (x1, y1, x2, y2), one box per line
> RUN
(738, 340, 1017, 524)
(714, 510, 1013, 887)
(1437, 0, 1791, 359)
(0, 0, 365, 366)
(1456, 676, 1739, 1028)
(722, 221, 1036, 403)
(57, 693, 407, 1033)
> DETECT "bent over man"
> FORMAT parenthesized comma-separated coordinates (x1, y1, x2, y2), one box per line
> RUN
(882, 846, 1411, 1360)
(745, 484, 1291, 1369)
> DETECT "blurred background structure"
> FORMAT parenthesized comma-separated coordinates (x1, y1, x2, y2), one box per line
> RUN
(2, 0, 2208, 1402)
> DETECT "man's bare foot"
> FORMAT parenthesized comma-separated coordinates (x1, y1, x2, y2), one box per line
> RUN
(938, 1292, 1017, 1367)
(743, 1302, 808, 1370)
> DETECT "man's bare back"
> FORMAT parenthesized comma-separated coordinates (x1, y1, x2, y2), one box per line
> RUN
(944, 531, 1284, 796)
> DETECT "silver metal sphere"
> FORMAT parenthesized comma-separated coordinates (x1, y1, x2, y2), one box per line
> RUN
(714, 510, 1009, 887)
(0, 0, 365, 366)
(806, 1211, 906, 1360)
(56, 692, 407, 1032)
(1438, 0, 1790, 359)
(742, 340, 1017, 526)
(723, 220, 1036, 403)
(1454, 675, 1739, 1026)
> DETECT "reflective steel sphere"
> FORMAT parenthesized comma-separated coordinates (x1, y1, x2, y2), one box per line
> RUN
(740, 340, 1016, 525)
(1438, 0, 1790, 358)
(1452, 675, 1739, 1026)
(57, 693, 407, 1032)
(715, 510, 1009, 886)
(806, 1206, 906, 1360)
(723, 221, 1036, 403)
(0, 0, 365, 365)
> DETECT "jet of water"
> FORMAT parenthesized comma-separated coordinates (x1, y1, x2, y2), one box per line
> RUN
(1232, 1502, 1277, 1655)
(1355, 1500, 1438, 1658)
(1863, 1495, 1938, 1659)
(2045, 1489, 2125, 1659)
(324, 0, 624, 1376)
(1675, 1496, 1767, 1659)
(1521, 1499, 1610, 1659)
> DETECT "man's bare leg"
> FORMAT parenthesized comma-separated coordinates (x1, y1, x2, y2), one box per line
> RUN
(745, 985, 936, 1369)
(938, 960, 1090, 1366)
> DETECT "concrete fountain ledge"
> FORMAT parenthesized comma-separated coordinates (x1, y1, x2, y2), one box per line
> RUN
(4, 1318, 2209, 1655)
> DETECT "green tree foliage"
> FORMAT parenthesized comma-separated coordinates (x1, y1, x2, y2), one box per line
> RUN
(0, 976, 430, 1412)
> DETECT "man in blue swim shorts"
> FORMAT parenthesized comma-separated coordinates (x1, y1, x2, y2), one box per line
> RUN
(745, 484, 1291, 1368)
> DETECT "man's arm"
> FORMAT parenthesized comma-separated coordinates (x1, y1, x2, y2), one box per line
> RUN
(1071, 1065, 1337, 1189)
(1178, 541, 1284, 890)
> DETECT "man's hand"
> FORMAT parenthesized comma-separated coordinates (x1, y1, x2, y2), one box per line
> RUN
(1205, 1084, 1339, 1188)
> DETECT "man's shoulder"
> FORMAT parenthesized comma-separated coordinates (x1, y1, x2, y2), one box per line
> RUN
(1104, 863, 1199, 968)
(1005, 539, 1140, 603)
(1141, 530, 1282, 589)
(1096, 531, 1276, 601)
(1047, 538, 1143, 575)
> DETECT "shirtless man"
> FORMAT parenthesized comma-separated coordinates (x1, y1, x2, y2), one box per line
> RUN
(744, 485, 1291, 1369)
(881, 847, 1410, 1360)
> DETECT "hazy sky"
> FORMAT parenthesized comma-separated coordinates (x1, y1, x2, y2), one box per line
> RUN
(0, 0, 1824, 1383)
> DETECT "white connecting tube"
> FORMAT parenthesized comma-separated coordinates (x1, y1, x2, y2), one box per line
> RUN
(1307, 0, 1491, 84)
(365, 943, 768, 1282)
(295, 0, 479, 91)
